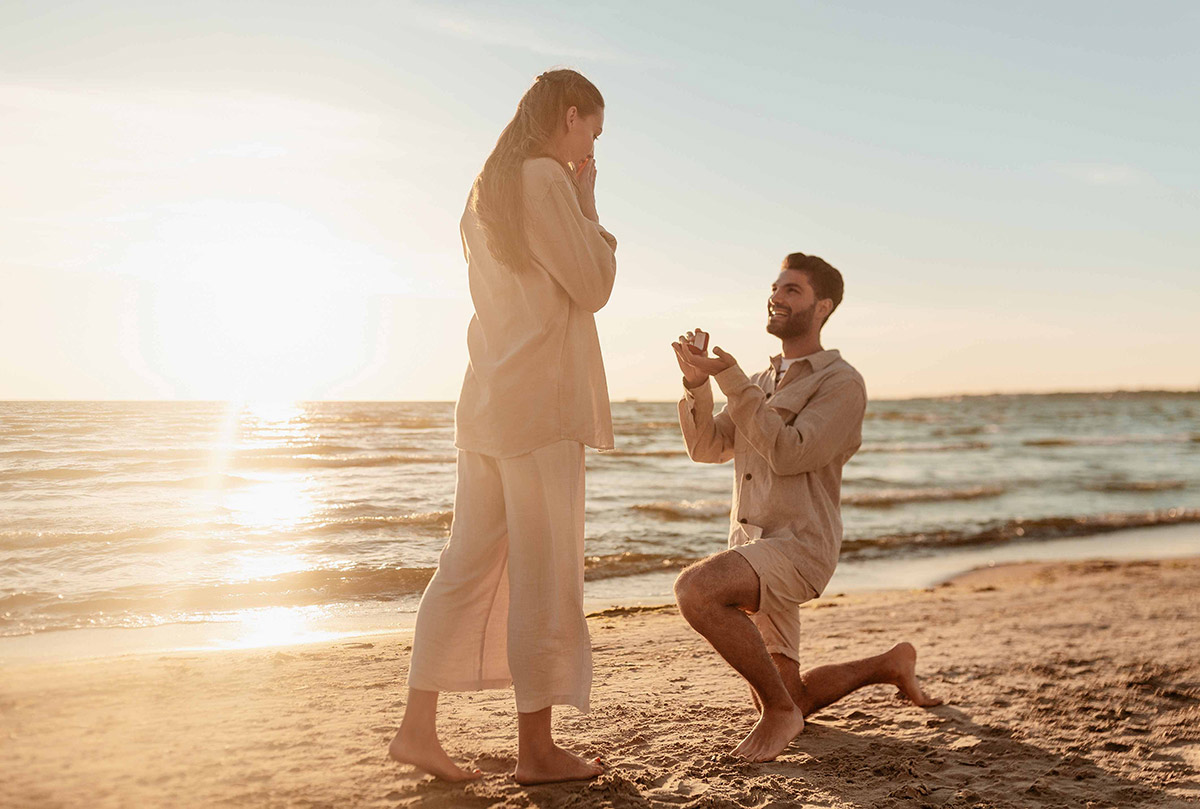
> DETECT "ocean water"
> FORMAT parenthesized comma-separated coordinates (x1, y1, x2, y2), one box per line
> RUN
(1, 394, 1198, 643)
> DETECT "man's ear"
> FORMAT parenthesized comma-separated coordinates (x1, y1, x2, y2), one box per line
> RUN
(817, 298, 833, 326)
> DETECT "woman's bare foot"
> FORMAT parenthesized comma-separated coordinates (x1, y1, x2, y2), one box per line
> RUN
(731, 704, 805, 762)
(514, 744, 604, 785)
(388, 726, 481, 782)
(885, 642, 943, 707)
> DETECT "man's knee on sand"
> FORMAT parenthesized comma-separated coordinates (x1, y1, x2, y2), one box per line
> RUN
(673, 551, 761, 623)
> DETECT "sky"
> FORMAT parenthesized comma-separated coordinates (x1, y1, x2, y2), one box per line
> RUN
(2, 0, 1198, 401)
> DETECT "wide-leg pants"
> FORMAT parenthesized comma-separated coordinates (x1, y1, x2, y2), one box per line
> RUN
(407, 440, 591, 713)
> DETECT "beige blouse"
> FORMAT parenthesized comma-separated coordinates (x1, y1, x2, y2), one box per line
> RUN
(454, 157, 618, 459)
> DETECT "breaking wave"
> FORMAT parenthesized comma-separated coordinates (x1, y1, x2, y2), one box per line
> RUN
(631, 500, 730, 520)
(842, 485, 1005, 508)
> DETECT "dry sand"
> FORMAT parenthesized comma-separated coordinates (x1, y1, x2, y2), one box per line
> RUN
(3, 556, 1199, 808)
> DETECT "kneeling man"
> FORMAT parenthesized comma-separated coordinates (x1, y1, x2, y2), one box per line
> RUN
(671, 252, 940, 762)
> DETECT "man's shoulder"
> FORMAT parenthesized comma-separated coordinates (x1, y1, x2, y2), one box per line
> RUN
(818, 355, 867, 403)
(828, 356, 865, 387)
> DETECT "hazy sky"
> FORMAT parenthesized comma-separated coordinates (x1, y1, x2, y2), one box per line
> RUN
(3, 1, 1198, 401)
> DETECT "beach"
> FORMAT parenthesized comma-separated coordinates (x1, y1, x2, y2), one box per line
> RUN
(4, 555, 1198, 808)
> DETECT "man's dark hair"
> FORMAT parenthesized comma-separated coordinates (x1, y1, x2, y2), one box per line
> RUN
(782, 252, 844, 322)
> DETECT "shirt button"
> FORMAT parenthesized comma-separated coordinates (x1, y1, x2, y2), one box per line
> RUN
(744, 473, 752, 480)
(738, 518, 748, 524)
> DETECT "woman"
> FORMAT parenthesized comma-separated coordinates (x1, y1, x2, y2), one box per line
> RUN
(389, 70, 616, 785)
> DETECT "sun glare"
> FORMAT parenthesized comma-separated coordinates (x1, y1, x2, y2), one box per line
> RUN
(223, 477, 316, 532)
(222, 606, 339, 650)
(120, 202, 394, 401)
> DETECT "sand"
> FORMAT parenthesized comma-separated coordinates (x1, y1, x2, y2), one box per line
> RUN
(3, 556, 1199, 808)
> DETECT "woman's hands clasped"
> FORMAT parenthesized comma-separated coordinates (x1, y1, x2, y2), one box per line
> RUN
(671, 329, 737, 389)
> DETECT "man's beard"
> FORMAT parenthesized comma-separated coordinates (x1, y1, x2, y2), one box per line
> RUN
(766, 302, 816, 339)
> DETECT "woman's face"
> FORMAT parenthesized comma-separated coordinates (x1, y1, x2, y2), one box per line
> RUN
(561, 106, 604, 166)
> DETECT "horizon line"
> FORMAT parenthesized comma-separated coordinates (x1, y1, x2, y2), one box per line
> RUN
(2, 385, 1198, 406)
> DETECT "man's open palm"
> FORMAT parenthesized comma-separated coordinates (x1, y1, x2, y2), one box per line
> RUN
(672, 331, 737, 386)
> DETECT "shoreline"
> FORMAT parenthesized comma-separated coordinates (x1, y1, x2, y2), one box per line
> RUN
(3, 521, 1199, 667)
(4, 522, 1200, 666)
(3, 555, 1198, 807)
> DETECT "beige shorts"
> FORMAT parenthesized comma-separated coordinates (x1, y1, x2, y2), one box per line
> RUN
(732, 537, 819, 663)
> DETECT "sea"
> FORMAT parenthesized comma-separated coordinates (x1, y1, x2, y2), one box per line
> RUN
(2, 393, 1199, 658)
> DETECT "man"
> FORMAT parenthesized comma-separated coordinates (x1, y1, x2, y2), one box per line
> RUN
(671, 252, 940, 763)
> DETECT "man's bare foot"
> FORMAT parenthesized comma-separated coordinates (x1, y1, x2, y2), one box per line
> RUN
(388, 726, 481, 782)
(885, 642, 943, 707)
(514, 744, 604, 785)
(731, 704, 805, 762)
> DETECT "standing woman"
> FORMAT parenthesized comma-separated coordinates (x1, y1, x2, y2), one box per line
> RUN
(389, 70, 616, 784)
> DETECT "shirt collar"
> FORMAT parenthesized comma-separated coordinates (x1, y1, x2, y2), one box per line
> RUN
(770, 349, 841, 374)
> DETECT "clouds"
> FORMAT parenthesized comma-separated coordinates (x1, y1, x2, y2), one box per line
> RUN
(399, 0, 647, 65)
(1053, 162, 1152, 187)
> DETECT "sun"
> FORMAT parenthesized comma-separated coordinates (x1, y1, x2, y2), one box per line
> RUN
(123, 203, 392, 401)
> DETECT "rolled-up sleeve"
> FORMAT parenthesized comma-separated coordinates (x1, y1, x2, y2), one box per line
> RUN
(526, 174, 617, 313)
(714, 365, 865, 476)
(677, 378, 736, 463)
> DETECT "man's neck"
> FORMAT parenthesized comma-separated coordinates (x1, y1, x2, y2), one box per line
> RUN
(779, 335, 823, 359)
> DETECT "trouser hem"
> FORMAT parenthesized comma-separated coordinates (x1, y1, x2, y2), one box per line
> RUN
(515, 693, 591, 715)
(406, 676, 513, 692)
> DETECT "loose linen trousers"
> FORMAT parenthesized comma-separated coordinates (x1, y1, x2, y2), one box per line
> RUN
(407, 440, 591, 713)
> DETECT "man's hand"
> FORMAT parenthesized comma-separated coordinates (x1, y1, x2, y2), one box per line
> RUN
(672, 329, 737, 388)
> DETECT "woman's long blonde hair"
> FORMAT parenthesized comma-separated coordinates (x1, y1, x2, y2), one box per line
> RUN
(471, 69, 604, 271)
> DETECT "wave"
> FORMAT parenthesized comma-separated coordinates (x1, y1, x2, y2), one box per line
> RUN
(616, 421, 684, 436)
(859, 441, 991, 454)
(1023, 434, 1197, 448)
(232, 454, 455, 471)
(1088, 480, 1187, 493)
(0, 522, 230, 550)
(0, 565, 440, 635)
(305, 511, 454, 534)
(864, 411, 941, 423)
(842, 485, 1005, 508)
(605, 449, 688, 459)
(631, 500, 730, 520)
(584, 552, 698, 580)
(0, 443, 427, 464)
(142, 474, 256, 489)
(7, 507, 1200, 636)
(841, 508, 1200, 557)
(0, 466, 109, 482)
(934, 425, 999, 437)
(306, 415, 451, 430)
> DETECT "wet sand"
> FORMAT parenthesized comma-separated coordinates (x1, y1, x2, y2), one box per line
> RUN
(3, 556, 1199, 808)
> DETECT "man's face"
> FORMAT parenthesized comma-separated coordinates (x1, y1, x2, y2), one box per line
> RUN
(766, 269, 820, 339)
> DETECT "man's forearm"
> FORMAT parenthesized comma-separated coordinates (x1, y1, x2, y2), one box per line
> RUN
(678, 378, 735, 463)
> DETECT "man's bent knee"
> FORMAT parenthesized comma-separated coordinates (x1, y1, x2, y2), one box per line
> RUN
(674, 552, 760, 613)
(673, 563, 709, 617)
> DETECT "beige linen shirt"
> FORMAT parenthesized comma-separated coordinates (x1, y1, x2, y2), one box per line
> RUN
(678, 349, 867, 594)
(455, 157, 618, 458)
